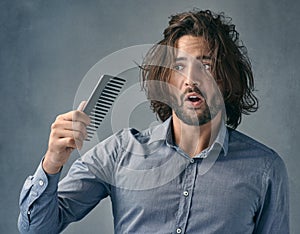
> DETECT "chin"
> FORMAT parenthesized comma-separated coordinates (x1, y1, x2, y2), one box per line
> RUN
(174, 110, 212, 126)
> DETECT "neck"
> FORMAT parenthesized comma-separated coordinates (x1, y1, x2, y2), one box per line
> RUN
(172, 112, 222, 158)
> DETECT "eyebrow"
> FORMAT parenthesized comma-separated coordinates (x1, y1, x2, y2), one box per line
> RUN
(175, 55, 212, 62)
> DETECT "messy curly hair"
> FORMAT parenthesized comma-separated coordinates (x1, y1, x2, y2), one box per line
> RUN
(141, 9, 258, 129)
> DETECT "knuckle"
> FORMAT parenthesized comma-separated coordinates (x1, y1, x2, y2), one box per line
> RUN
(53, 128, 61, 137)
(56, 114, 63, 121)
(72, 110, 80, 120)
(67, 138, 75, 145)
(51, 122, 58, 129)
(50, 129, 56, 137)
(76, 132, 84, 141)
(73, 121, 85, 132)
(78, 122, 86, 131)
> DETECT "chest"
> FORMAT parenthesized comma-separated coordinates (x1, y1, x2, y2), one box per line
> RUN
(110, 158, 261, 233)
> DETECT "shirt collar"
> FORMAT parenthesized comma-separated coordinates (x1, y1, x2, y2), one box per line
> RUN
(148, 117, 228, 156)
(214, 120, 228, 156)
(147, 117, 172, 144)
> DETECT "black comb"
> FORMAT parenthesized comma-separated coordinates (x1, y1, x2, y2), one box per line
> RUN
(82, 75, 126, 141)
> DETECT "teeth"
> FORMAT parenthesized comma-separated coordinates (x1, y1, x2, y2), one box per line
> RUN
(188, 95, 200, 102)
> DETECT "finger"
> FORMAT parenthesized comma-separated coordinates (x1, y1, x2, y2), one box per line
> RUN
(72, 110, 91, 126)
(51, 120, 88, 142)
(71, 121, 88, 137)
(51, 120, 82, 133)
(51, 128, 86, 142)
(57, 137, 84, 150)
(54, 112, 90, 130)
(58, 137, 77, 149)
(77, 101, 87, 111)
(55, 120, 88, 136)
(56, 110, 90, 126)
(48, 137, 77, 153)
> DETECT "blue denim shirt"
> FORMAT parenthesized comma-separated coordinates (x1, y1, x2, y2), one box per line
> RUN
(18, 118, 289, 233)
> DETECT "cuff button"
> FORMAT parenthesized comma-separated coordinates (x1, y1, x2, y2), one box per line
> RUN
(38, 180, 44, 186)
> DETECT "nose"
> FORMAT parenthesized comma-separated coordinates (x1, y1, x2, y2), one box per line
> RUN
(184, 64, 200, 87)
(184, 79, 198, 87)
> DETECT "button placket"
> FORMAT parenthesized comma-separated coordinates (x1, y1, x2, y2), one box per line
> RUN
(175, 160, 197, 234)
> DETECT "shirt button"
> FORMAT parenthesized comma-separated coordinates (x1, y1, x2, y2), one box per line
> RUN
(39, 180, 44, 186)
(190, 159, 194, 163)
(183, 191, 189, 197)
(176, 228, 182, 233)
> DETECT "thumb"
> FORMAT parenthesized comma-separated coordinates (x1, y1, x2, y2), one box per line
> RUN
(77, 101, 87, 111)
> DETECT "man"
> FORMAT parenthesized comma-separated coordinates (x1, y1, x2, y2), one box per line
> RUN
(18, 10, 289, 233)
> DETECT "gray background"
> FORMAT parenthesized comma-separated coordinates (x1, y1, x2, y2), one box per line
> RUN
(1, 0, 299, 233)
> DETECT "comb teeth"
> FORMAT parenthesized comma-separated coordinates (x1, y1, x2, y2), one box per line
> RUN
(84, 76, 126, 141)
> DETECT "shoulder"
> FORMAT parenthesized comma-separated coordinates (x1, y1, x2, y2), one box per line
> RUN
(228, 128, 276, 155)
(91, 125, 160, 154)
(227, 128, 287, 173)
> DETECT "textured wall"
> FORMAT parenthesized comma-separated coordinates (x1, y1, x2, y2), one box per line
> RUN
(1, 0, 299, 233)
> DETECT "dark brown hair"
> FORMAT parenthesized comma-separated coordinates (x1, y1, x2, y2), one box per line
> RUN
(141, 9, 258, 129)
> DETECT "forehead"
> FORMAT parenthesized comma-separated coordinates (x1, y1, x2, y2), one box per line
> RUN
(175, 35, 211, 58)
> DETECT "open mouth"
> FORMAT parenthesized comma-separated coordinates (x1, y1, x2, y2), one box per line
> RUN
(184, 92, 204, 107)
(187, 95, 201, 102)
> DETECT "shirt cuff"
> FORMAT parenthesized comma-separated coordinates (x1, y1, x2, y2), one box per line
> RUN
(31, 159, 61, 196)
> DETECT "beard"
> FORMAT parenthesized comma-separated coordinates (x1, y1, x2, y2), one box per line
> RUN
(172, 87, 222, 126)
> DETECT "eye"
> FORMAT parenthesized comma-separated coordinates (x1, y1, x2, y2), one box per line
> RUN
(173, 64, 184, 71)
(203, 63, 211, 71)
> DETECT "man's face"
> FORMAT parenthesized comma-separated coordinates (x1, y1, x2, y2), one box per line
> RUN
(168, 35, 223, 126)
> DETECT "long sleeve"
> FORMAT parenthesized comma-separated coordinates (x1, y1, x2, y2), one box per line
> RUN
(18, 161, 62, 233)
(253, 155, 290, 233)
(18, 130, 123, 233)
(18, 157, 111, 234)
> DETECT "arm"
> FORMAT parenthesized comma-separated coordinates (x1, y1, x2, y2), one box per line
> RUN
(18, 102, 102, 233)
(43, 101, 90, 174)
(18, 157, 111, 233)
(253, 155, 290, 233)
(18, 162, 61, 233)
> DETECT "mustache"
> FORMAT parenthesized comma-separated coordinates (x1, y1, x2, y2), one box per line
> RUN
(180, 86, 206, 100)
